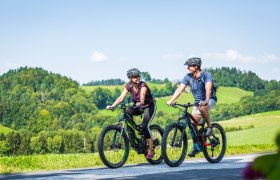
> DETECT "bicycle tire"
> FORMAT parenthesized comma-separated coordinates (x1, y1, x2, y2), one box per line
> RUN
(145, 124, 164, 164)
(202, 123, 226, 163)
(98, 125, 130, 168)
(161, 123, 188, 167)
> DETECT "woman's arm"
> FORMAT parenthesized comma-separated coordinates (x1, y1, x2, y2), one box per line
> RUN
(140, 86, 147, 105)
(107, 88, 129, 109)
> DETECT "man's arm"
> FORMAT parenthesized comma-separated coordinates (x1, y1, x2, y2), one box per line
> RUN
(202, 81, 212, 106)
(205, 81, 212, 101)
(167, 83, 186, 106)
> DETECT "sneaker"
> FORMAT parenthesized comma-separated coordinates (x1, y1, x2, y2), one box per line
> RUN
(188, 143, 201, 157)
(205, 127, 212, 137)
(188, 148, 199, 157)
(146, 149, 154, 159)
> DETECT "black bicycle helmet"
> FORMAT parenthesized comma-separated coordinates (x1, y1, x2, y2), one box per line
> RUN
(127, 68, 141, 78)
(184, 57, 202, 66)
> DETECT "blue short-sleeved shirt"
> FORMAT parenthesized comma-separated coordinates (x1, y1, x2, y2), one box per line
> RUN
(182, 71, 217, 106)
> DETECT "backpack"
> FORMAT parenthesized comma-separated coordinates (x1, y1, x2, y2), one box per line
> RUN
(201, 71, 217, 95)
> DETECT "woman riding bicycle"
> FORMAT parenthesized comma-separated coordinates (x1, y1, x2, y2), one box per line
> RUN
(167, 57, 217, 157)
(106, 68, 156, 159)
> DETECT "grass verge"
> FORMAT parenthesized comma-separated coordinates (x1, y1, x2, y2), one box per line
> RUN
(0, 144, 277, 174)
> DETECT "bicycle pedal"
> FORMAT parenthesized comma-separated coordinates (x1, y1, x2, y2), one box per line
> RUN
(211, 139, 220, 148)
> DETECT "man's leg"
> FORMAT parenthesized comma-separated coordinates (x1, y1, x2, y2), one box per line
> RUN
(199, 105, 211, 128)
(188, 107, 202, 157)
(199, 99, 216, 136)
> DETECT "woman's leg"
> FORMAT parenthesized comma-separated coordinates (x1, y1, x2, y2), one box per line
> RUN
(142, 103, 156, 152)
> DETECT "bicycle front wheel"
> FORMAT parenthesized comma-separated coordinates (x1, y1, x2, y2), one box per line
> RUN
(98, 125, 129, 168)
(161, 123, 188, 167)
(146, 124, 164, 164)
(202, 123, 227, 163)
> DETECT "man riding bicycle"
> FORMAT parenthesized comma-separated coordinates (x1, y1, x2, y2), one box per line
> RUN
(106, 68, 156, 159)
(167, 57, 217, 157)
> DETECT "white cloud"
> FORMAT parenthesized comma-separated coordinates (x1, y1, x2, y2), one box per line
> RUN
(202, 49, 279, 64)
(90, 51, 108, 62)
(162, 53, 184, 59)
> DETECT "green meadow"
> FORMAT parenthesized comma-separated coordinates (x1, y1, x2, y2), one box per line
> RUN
(219, 110, 280, 145)
(81, 82, 168, 94)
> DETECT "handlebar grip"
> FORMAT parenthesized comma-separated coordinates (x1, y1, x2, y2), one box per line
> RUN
(170, 102, 177, 107)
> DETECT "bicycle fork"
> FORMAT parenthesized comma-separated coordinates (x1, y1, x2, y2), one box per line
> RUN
(170, 122, 187, 148)
(111, 124, 125, 150)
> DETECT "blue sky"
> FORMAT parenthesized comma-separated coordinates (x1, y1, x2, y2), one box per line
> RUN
(0, 0, 279, 84)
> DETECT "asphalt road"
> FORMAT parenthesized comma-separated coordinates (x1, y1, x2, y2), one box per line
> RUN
(0, 154, 262, 180)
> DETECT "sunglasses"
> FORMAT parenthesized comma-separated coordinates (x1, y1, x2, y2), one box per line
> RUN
(131, 75, 140, 78)
(188, 65, 196, 68)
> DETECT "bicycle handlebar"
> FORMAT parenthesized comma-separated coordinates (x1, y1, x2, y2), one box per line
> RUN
(107, 103, 136, 111)
(171, 102, 194, 108)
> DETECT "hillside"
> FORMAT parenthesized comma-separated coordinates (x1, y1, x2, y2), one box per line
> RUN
(0, 67, 98, 132)
(0, 66, 279, 157)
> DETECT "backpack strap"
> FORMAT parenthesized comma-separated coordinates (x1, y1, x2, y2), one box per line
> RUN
(129, 82, 133, 93)
(201, 71, 207, 84)
(189, 71, 207, 85)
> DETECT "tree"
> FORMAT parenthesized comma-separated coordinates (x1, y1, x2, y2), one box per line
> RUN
(47, 135, 62, 154)
(0, 141, 10, 156)
(6, 131, 21, 155)
(141, 72, 151, 82)
(90, 87, 113, 109)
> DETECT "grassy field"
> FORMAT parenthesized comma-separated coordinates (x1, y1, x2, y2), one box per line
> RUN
(0, 124, 13, 135)
(0, 110, 279, 174)
(98, 86, 253, 116)
(219, 110, 280, 146)
(80, 82, 168, 93)
(81, 85, 124, 93)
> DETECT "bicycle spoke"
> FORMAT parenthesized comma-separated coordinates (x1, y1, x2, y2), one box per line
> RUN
(165, 127, 185, 162)
(151, 129, 162, 159)
(202, 123, 226, 163)
(102, 129, 127, 165)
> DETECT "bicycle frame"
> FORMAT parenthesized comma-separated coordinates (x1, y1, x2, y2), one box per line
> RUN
(113, 104, 147, 154)
(170, 103, 211, 148)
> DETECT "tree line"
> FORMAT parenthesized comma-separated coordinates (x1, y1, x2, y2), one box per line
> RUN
(206, 67, 280, 92)
(83, 79, 125, 86)
(0, 129, 97, 156)
(82, 72, 171, 86)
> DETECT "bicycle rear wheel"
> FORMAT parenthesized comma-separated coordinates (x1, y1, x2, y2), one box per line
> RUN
(98, 125, 129, 168)
(161, 123, 188, 167)
(146, 124, 164, 164)
(202, 123, 226, 163)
